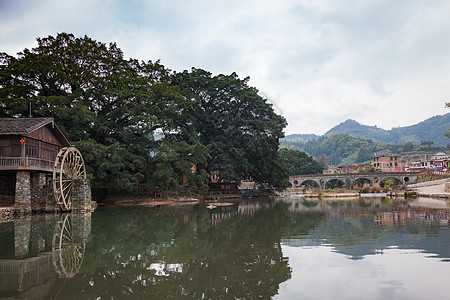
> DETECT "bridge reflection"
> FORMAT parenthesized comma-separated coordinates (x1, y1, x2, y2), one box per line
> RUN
(277, 196, 450, 226)
(0, 213, 91, 299)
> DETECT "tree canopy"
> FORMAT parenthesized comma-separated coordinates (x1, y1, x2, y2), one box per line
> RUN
(1, 33, 288, 193)
(279, 148, 323, 175)
(170, 68, 288, 189)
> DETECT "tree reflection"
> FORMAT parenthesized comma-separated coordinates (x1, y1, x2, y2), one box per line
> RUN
(60, 201, 292, 298)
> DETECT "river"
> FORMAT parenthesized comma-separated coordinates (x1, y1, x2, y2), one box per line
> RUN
(1, 196, 449, 299)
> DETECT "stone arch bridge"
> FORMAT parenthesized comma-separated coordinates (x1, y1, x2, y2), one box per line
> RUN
(289, 173, 418, 190)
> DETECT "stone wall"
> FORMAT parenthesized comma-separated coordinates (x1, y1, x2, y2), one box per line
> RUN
(31, 173, 48, 211)
(4, 171, 96, 213)
(0, 207, 15, 223)
(71, 178, 94, 212)
(14, 171, 31, 213)
(446, 182, 450, 192)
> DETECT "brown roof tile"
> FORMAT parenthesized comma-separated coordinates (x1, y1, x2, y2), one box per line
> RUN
(0, 118, 71, 146)
(0, 118, 54, 134)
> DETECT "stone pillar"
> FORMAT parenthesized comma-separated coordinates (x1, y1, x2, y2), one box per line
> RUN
(31, 173, 47, 211)
(14, 171, 31, 213)
(71, 178, 92, 212)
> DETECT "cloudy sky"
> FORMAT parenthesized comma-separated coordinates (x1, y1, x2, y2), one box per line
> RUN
(1, 0, 449, 135)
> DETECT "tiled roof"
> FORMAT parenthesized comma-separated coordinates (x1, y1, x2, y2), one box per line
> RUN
(0, 118, 54, 134)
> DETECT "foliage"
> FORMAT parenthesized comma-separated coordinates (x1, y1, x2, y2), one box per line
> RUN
(278, 148, 323, 175)
(170, 68, 289, 190)
(1, 33, 288, 193)
(1, 33, 190, 192)
(358, 166, 378, 173)
(318, 154, 328, 170)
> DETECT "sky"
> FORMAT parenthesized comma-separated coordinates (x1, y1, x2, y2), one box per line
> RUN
(1, 0, 449, 135)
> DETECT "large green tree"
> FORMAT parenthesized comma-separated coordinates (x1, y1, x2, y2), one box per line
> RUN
(0, 33, 186, 192)
(1, 33, 290, 193)
(170, 68, 289, 190)
(279, 148, 323, 175)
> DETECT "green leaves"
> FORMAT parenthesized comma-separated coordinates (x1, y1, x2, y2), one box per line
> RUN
(171, 68, 288, 190)
(2, 33, 288, 193)
(279, 148, 323, 176)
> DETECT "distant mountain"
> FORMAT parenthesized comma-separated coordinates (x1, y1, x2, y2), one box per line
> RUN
(389, 114, 450, 146)
(324, 119, 391, 143)
(284, 113, 449, 146)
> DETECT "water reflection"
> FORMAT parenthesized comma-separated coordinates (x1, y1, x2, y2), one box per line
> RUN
(0, 213, 91, 299)
(70, 200, 291, 299)
(0, 197, 449, 299)
(279, 197, 450, 261)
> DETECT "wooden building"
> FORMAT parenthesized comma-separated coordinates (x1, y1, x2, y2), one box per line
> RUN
(0, 118, 71, 172)
(0, 118, 91, 213)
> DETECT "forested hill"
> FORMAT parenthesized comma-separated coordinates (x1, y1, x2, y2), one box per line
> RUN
(284, 113, 450, 146)
(280, 133, 449, 167)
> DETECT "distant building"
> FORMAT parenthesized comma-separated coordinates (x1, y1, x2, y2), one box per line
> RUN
(407, 152, 449, 173)
(371, 154, 405, 172)
(335, 164, 369, 173)
(430, 152, 450, 171)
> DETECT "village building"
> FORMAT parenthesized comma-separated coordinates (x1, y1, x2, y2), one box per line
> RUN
(407, 152, 449, 173)
(334, 164, 369, 174)
(371, 154, 405, 172)
(0, 118, 93, 212)
(0, 118, 71, 171)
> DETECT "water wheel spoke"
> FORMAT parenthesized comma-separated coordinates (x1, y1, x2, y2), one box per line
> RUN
(74, 163, 84, 177)
(61, 182, 73, 194)
(53, 147, 86, 211)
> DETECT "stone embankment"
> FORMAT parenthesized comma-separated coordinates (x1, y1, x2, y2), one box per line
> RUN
(407, 178, 450, 199)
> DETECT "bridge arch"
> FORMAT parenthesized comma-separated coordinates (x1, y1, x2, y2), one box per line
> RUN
(298, 179, 320, 189)
(379, 176, 403, 188)
(324, 178, 346, 189)
(352, 177, 373, 187)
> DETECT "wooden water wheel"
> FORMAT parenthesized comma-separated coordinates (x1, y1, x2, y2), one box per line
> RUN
(53, 147, 86, 211)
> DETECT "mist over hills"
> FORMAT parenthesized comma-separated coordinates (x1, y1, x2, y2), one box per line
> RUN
(284, 113, 450, 146)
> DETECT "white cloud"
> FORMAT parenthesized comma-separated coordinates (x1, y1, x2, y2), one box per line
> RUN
(1, 0, 449, 134)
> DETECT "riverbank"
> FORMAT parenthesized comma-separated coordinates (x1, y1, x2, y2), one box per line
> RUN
(406, 178, 450, 200)
(276, 179, 450, 200)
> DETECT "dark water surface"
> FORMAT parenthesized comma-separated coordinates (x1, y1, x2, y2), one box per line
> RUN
(1, 197, 449, 299)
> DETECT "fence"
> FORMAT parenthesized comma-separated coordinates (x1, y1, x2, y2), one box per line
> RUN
(0, 156, 54, 172)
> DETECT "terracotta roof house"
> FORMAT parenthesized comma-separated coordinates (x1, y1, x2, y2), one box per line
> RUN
(0, 118, 71, 172)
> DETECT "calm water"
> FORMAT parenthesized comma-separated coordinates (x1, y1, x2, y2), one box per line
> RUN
(1, 197, 449, 299)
